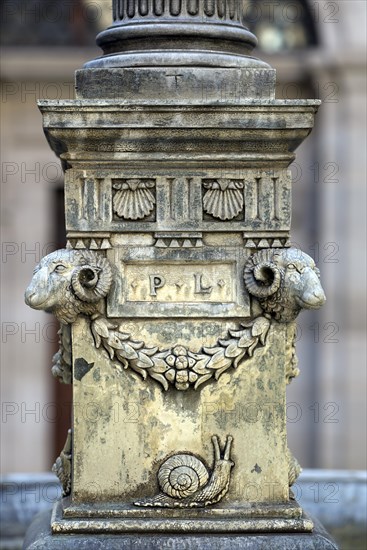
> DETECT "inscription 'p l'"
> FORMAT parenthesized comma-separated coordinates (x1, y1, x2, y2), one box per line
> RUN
(149, 275, 166, 296)
(194, 274, 213, 295)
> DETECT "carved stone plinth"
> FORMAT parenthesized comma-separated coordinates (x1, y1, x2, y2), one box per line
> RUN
(23, 1, 338, 548)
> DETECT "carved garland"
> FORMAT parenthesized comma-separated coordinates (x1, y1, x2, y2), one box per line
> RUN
(90, 314, 271, 391)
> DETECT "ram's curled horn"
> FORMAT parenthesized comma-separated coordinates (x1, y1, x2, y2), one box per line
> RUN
(71, 253, 112, 303)
(244, 249, 281, 298)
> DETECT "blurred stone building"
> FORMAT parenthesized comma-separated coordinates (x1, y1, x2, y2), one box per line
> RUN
(1, 0, 366, 474)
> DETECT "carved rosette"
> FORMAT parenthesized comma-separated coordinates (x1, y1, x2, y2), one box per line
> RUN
(203, 179, 244, 220)
(112, 179, 156, 220)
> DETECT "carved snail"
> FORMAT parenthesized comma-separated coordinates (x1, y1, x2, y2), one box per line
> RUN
(134, 435, 234, 508)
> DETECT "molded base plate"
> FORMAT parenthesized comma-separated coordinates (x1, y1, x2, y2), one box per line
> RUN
(23, 509, 339, 549)
(51, 498, 313, 534)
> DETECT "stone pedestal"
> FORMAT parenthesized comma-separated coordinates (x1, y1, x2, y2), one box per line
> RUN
(23, 1, 338, 548)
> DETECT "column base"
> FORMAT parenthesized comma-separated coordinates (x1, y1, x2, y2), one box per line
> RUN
(23, 508, 339, 550)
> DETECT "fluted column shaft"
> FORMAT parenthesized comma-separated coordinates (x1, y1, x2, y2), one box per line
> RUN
(85, 0, 263, 68)
(112, 0, 243, 24)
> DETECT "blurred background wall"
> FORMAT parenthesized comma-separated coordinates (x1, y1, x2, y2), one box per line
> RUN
(1, 0, 366, 475)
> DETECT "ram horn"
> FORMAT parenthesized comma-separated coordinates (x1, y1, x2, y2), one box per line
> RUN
(244, 250, 281, 299)
(71, 253, 112, 303)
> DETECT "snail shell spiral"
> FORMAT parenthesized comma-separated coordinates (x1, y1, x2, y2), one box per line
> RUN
(158, 454, 209, 499)
(134, 435, 234, 508)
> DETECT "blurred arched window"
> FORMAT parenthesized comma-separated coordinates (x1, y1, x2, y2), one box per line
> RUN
(0, 0, 100, 46)
(2, 1, 319, 50)
(244, 0, 318, 53)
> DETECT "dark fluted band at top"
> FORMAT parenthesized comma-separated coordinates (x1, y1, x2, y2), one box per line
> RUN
(112, 0, 243, 24)
(85, 0, 268, 69)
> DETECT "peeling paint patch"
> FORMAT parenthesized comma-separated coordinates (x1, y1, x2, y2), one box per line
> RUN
(251, 463, 262, 474)
(74, 358, 94, 381)
(93, 367, 101, 382)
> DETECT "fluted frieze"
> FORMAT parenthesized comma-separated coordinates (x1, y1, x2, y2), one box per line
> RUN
(113, 0, 243, 24)
(87, 0, 265, 69)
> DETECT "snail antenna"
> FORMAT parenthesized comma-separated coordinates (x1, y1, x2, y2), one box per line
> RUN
(211, 435, 221, 461)
(224, 435, 233, 460)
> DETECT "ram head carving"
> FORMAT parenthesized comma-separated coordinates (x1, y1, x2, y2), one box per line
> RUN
(25, 249, 112, 324)
(244, 248, 326, 323)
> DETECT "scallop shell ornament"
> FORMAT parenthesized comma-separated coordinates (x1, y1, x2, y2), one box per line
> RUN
(203, 179, 244, 221)
(113, 179, 155, 220)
